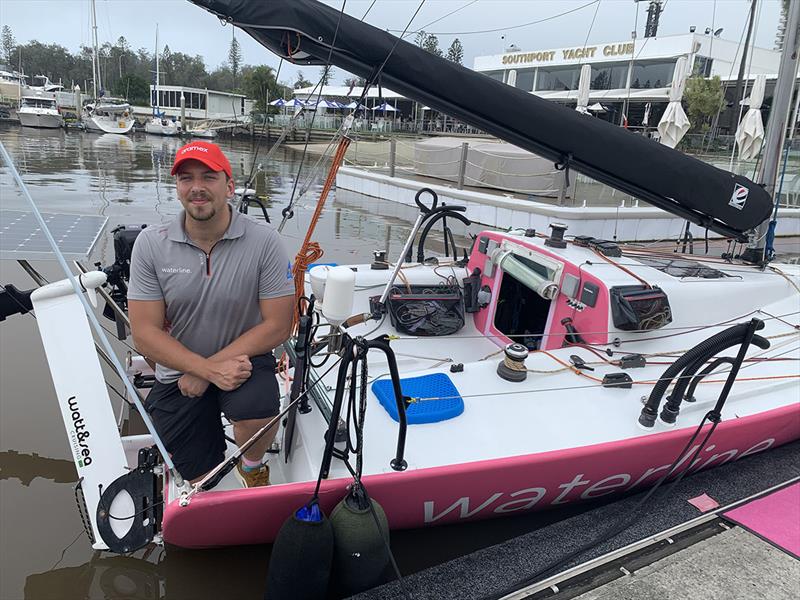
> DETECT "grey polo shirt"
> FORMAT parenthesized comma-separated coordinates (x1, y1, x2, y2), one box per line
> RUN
(127, 206, 294, 383)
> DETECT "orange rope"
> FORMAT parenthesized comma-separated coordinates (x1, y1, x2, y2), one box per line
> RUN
(292, 136, 352, 326)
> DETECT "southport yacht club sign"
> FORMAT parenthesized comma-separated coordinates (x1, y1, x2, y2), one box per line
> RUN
(502, 42, 635, 66)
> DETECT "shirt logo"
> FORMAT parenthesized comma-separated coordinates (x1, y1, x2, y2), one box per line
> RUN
(729, 184, 749, 210)
(286, 261, 292, 280)
(161, 267, 192, 274)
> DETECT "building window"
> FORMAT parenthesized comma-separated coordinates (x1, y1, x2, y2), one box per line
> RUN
(515, 69, 535, 92)
(151, 89, 156, 106)
(484, 70, 504, 82)
(200, 94, 207, 110)
(630, 60, 676, 89)
(590, 62, 629, 90)
(693, 56, 713, 77)
(536, 66, 581, 91)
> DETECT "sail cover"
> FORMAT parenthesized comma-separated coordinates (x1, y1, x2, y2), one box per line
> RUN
(189, 0, 772, 241)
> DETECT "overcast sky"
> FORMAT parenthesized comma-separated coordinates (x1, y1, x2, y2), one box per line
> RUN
(0, 0, 785, 84)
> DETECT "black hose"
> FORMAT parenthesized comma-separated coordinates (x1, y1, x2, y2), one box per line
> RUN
(683, 357, 736, 403)
(414, 209, 471, 263)
(639, 319, 768, 427)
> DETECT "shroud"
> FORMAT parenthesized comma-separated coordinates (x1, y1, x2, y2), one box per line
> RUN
(190, 0, 773, 241)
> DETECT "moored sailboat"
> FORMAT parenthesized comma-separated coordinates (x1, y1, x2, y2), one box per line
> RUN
(144, 25, 181, 137)
(80, 0, 134, 134)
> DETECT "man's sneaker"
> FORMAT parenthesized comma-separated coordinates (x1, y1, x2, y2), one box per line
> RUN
(235, 461, 270, 488)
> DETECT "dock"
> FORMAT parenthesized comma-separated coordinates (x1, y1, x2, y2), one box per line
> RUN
(351, 440, 800, 600)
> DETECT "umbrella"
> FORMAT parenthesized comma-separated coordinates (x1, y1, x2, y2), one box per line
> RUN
(310, 99, 340, 109)
(268, 98, 286, 106)
(285, 98, 307, 107)
(588, 102, 607, 113)
(734, 74, 766, 161)
(657, 55, 690, 148)
(371, 102, 398, 112)
(576, 64, 591, 115)
(643, 102, 652, 126)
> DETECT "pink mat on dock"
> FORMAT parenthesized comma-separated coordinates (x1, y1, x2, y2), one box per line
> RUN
(723, 482, 800, 558)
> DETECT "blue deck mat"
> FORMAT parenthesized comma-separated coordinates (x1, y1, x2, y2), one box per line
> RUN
(371, 373, 464, 424)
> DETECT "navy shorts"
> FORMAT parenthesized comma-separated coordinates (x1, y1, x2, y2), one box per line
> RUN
(144, 353, 281, 481)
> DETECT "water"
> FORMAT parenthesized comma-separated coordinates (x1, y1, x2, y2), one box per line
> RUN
(0, 125, 595, 600)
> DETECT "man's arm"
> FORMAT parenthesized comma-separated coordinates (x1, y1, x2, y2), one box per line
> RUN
(128, 299, 252, 392)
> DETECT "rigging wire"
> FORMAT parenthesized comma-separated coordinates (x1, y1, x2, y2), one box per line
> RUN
(402, 0, 481, 37)
(243, 57, 285, 189)
(281, 0, 349, 227)
(390, 0, 599, 36)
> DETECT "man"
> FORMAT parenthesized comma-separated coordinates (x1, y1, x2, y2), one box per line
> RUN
(128, 141, 295, 487)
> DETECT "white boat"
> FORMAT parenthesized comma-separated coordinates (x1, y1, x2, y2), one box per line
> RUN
(0, 5, 798, 593)
(0, 68, 26, 100)
(144, 25, 181, 137)
(82, 100, 135, 134)
(144, 115, 181, 136)
(184, 120, 218, 138)
(80, 0, 134, 135)
(24, 75, 64, 94)
(17, 94, 63, 129)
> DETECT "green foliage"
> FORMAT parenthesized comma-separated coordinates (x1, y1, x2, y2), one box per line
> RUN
(242, 65, 287, 113)
(684, 75, 724, 133)
(446, 38, 464, 65)
(2, 25, 15, 65)
(319, 65, 334, 86)
(294, 70, 312, 89)
(414, 31, 443, 57)
(112, 74, 149, 105)
(228, 35, 242, 89)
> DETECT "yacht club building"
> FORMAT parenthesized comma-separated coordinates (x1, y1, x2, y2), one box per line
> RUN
(473, 33, 793, 132)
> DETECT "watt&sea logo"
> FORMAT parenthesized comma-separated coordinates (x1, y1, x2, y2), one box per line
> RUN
(67, 395, 93, 468)
(286, 261, 292, 280)
(729, 184, 749, 210)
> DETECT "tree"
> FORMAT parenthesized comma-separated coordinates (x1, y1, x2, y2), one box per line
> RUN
(1, 25, 15, 65)
(414, 31, 442, 57)
(294, 70, 312, 89)
(228, 34, 242, 89)
(112, 74, 149, 105)
(318, 65, 334, 86)
(446, 38, 464, 65)
(684, 75, 724, 133)
(242, 65, 285, 113)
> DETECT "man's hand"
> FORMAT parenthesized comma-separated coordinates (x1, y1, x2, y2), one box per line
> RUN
(178, 373, 210, 398)
(208, 355, 252, 391)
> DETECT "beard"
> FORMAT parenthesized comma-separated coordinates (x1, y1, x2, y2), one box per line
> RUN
(183, 194, 217, 222)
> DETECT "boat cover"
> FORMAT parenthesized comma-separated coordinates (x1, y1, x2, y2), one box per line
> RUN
(190, 0, 772, 241)
(414, 137, 565, 197)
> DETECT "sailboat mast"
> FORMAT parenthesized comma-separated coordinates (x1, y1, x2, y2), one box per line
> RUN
(744, 0, 800, 260)
(90, 0, 100, 98)
(154, 25, 160, 113)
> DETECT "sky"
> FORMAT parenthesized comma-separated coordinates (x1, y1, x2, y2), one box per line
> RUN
(0, 0, 786, 85)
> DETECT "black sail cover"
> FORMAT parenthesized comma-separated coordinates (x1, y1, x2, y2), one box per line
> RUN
(190, 0, 772, 241)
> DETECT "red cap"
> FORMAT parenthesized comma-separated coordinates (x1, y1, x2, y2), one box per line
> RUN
(171, 141, 232, 179)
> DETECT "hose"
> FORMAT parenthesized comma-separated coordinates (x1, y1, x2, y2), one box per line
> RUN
(413, 208, 471, 263)
(639, 319, 768, 427)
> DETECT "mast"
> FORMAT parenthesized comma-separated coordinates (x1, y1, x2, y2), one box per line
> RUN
(90, 0, 100, 99)
(742, 0, 800, 262)
(154, 24, 160, 115)
(730, 0, 758, 132)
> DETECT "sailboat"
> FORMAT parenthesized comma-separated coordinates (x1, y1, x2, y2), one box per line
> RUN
(81, 0, 134, 134)
(0, 0, 797, 556)
(144, 25, 181, 137)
